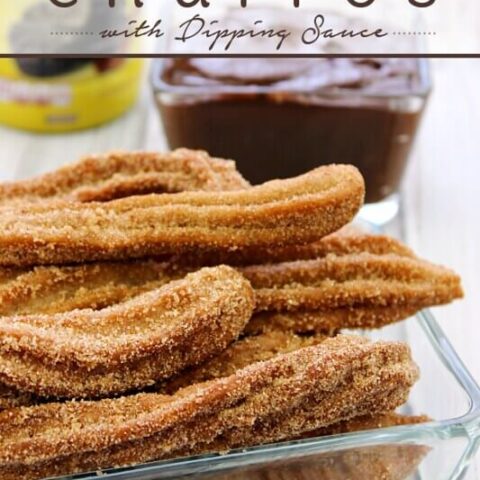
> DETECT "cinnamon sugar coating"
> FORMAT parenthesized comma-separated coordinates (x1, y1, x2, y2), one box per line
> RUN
(0, 336, 418, 480)
(0, 266, 254, 399)
(0, 165, 364, 267)
(0, 329, 325, 411)
(0, 149, 249, 206)
(0, 235, 461, 331)
(0, 227, 408, 318)
(242, 252, 463, 318)
(0, 260, 179, 317)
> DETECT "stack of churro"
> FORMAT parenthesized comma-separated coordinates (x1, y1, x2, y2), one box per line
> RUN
(0, 150, 463, 480)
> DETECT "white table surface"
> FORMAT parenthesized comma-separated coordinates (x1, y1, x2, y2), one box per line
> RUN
(0, 58, 479, 478)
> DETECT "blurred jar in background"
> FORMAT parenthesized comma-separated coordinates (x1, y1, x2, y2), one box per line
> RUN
(0, 0, 142, 132)
(0, 58, 142, 132)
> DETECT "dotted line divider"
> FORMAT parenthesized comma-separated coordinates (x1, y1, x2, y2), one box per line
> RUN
(50, 32, 96, 36)
(391, 32, 437, 36)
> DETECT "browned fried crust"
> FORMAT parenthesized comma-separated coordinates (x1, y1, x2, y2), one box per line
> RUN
(0, 336, 418, 480)
(162, 339, 428, 456)
(0, 165, 365, 267)
(0, 266, 254, 399)
(0, 149, 249, 206)
(182, 369, 415, 459)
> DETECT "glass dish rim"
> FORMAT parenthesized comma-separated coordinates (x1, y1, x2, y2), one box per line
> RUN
(150, 57, 432, 100)
(48, 308, 480, 480)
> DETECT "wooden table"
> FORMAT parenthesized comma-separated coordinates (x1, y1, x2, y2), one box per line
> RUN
(0, 58, 479, 478)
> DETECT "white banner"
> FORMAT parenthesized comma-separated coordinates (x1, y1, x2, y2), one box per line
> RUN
(0, 0, 478, 55)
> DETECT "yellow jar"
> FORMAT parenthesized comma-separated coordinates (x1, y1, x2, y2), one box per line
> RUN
(0, 58, 143, 133)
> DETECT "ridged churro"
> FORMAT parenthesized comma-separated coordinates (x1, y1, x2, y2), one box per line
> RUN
(0, 149, 249, 206)
(242, 252, 463, 319)
(0, 232, 460, 332)
(0, 254, 459, 333)
(0, 330, 326, 410)
(183, 367, 416, 459)
(0, 228, 409, 318)
(0, 336, 418, 480)
(0, 266, 254, 399)
(0, 165, 364, 267)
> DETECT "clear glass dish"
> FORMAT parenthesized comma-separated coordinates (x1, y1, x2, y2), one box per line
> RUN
(47, 308, 480, 480)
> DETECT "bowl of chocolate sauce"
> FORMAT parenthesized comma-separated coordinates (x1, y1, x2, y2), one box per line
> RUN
(152, 55, 430, 204)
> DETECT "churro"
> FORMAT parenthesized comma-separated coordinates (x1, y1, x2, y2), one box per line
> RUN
(242, 252, 463, 321)
(0, 336, 418, 480)
(0, 228, 410, 318)
(0, 266, 254, 399)
(0, 330, 326, 410)
(0, 232, 460, 332)
(0, 149, 249, 206)
(0, 164, 364, 267)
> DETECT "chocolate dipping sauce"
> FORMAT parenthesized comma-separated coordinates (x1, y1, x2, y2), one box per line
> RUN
(154, 57, 430, 203)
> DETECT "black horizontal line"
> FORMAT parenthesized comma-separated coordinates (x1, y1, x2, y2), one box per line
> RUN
(1, 53, 480, 58)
